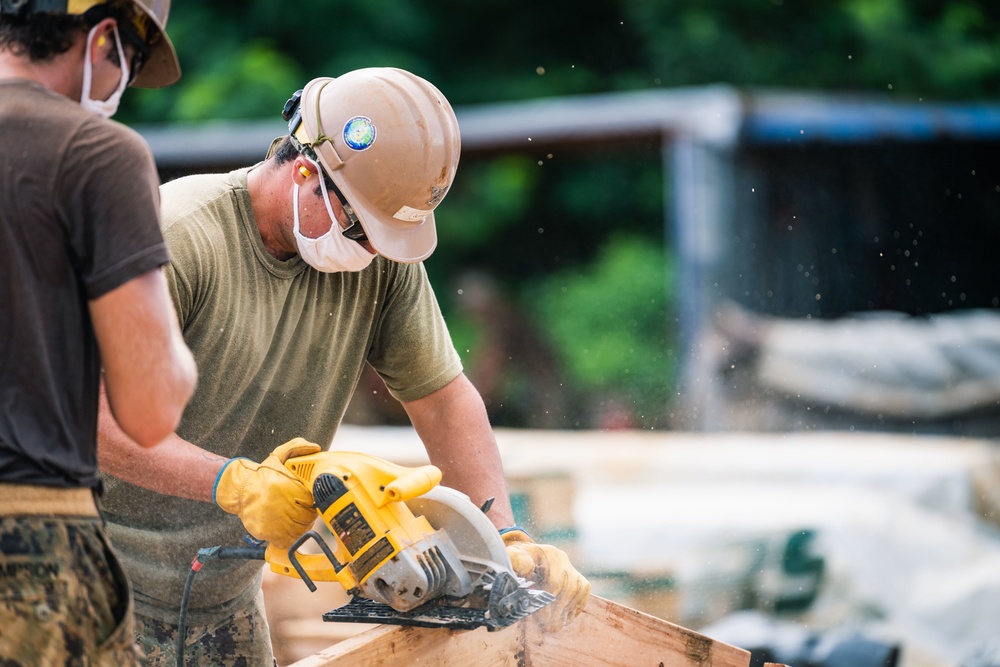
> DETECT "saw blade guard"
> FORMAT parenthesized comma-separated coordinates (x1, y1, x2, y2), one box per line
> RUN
(405, 485, 512, 575)
(358, 484, 515, 611)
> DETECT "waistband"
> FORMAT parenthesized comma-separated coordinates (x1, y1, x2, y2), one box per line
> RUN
(0, 484, 99, 517)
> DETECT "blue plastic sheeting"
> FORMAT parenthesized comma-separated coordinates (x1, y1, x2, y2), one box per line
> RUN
(743, 101, 1000, 144)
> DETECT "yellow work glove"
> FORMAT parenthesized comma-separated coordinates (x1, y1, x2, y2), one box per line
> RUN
(502, 528, 591, 633)
(213, 438, 321, 549)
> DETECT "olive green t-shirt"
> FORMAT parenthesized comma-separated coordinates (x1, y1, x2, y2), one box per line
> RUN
(100, 168, 462, 623)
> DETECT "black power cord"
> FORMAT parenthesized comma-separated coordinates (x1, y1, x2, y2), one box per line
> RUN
(176, 545, 267, 667)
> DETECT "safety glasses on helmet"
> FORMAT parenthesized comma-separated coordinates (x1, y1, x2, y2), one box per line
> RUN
(284, 89, 368, 244)
(325, 176, 367, 243)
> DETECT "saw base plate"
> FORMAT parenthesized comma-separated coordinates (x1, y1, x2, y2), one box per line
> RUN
(323, 595, 501, 631)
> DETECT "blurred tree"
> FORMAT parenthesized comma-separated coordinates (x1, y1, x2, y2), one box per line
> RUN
(451, 271, 574, 428)
(621, 0, 1000, 99)
(172, 41, 300, 121)
(122, 0, 1000, 122)
(427, 147, 668, 429)
(529, 234, 677, 430)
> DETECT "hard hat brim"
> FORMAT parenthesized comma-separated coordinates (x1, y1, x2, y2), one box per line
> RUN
(334, 176, 438, 263)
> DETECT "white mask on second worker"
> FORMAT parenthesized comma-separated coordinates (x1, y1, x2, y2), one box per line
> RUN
(293, 162, 376, 273)
(80, 23, 129, 118)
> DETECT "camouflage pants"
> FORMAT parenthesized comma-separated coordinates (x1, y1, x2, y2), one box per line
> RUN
(135, 589, 276, 667)
(0, 515, 140, 666)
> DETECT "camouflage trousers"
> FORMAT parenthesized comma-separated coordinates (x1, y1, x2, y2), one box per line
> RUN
(0, 515, 140, 666)
(135, 589, 276, 667)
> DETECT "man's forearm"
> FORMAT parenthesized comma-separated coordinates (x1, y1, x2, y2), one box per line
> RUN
(425, 426, 515, 529)
(97, 383, 226, 503)
(403, 373, 515, 529)
(90, 270, 197, 447)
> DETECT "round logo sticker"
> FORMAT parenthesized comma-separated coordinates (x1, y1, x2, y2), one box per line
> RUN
(343, 116, 376, 151)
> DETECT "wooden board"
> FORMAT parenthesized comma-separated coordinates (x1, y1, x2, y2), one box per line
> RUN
(286, 595, 752, 667)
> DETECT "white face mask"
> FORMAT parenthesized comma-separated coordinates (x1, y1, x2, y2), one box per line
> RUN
(293, 161, 376, 273)
(80, 23, 129, 118)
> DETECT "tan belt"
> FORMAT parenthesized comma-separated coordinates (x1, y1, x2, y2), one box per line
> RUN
(0, 484, 99, 517)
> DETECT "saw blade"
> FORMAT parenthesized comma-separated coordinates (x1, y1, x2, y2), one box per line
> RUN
(484, 570, 556, 627)
(402, 486, 556, 625)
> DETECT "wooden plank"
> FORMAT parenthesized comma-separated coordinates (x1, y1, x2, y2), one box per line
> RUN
(264, 570, 363, 665)
(286, 596, 750, 667)
(524, 596, 750, 667)
(286, 621, 524, 667)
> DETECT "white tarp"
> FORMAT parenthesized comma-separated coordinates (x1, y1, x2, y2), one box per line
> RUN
(755, 309, 1000, 419)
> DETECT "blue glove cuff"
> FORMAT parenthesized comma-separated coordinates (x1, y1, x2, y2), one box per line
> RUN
(212, 458, 250, 505)
(499, 525, 532, 540)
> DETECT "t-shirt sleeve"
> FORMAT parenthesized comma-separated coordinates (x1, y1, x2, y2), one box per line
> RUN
(58, 118, 168, 300)
(156, 182, 231, 330)
(160, 224, 197, 329)
(368, 262, 463, 403)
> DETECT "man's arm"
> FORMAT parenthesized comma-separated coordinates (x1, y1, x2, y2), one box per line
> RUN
(97, 382, 225, 502)
(401, 372, 515, 529)
(89, 268, 197, 447)
(99, 384, 325, 548)
(402, 372, 591, 632)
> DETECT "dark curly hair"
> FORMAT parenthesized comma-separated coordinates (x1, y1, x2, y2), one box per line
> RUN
(270, 136, 299, 166)
(0, 1, 139, 63)
(269, 135, 339, 199)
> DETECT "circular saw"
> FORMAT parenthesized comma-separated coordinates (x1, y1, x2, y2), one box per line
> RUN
(264, 451, 554, 631)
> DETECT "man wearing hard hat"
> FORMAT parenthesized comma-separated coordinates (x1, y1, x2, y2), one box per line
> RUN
(96, 67, 590, 665)
(0, 0, 196, 664)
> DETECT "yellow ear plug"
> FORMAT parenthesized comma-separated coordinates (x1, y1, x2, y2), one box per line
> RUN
(299, 166, 312, 178)
(97, 35, 106, 47)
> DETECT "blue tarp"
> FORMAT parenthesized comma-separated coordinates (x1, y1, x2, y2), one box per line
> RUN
(744, 99, 1000, 144)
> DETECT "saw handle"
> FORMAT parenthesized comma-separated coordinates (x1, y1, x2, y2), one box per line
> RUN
(382, 465, 442, 504)
(288, 531, 340, 592)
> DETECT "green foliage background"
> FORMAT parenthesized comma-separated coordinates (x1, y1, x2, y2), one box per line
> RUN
(531, 235, 678, 428)
(124, 0, 1000, 122)
(120, 0, 1000, 429)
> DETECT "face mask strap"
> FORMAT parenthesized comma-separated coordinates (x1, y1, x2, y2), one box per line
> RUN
(292, 158, 341, 243)
(80, 22, 128, 117)
(292, 158, 375, 273)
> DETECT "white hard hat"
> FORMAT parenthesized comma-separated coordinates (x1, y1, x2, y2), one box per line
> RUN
(287, 68, 461, 263)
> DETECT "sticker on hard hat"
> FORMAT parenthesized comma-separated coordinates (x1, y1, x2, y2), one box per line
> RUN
(394, 206, 430, 223)
(343, 117, 376, 151)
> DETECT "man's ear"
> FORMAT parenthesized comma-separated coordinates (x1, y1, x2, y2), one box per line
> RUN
(292, 157, 314, 185)
(87, 18, 118, 65)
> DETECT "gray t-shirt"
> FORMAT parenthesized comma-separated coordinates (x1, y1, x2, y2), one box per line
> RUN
(100, 167, 462, 623)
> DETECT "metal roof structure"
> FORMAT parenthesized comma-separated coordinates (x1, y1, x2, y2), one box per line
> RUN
(135, 85, 1000, 170)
